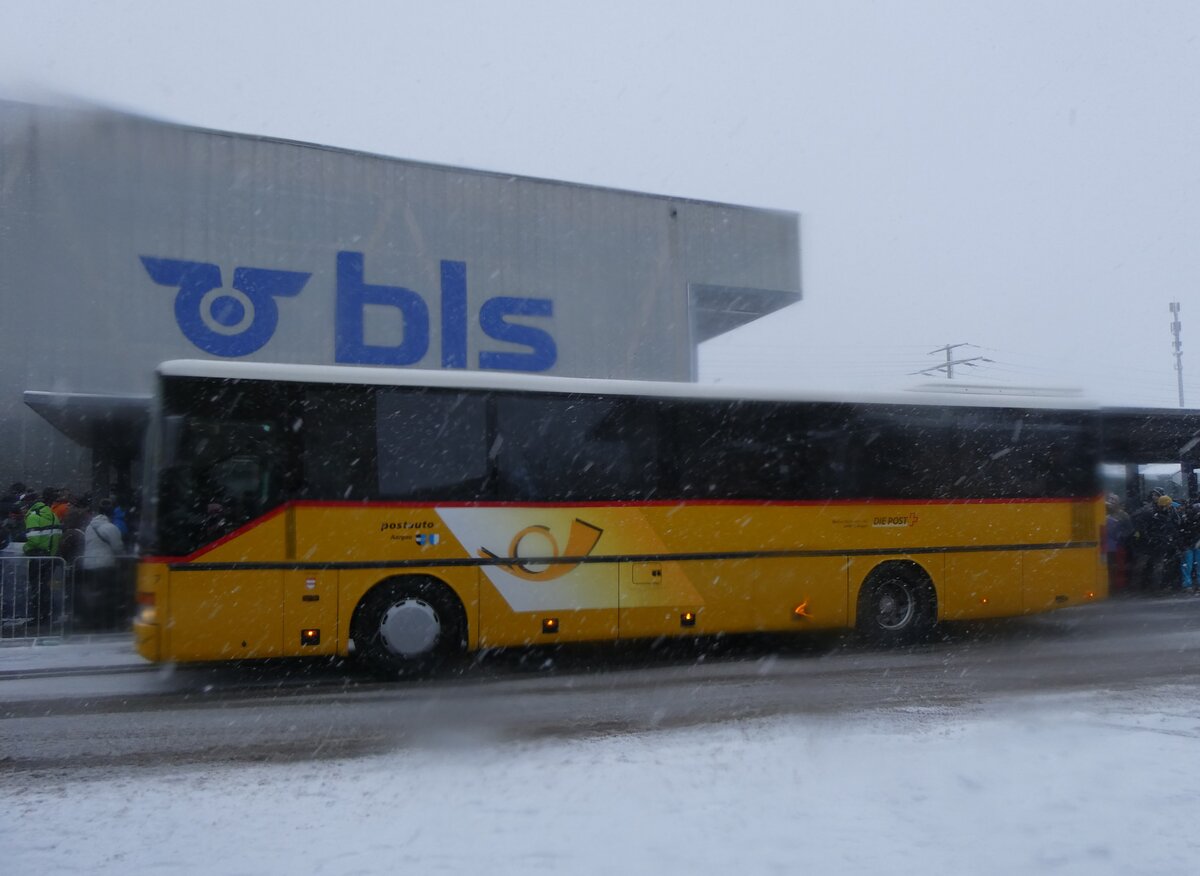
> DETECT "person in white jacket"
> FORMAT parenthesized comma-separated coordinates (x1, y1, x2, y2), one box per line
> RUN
(78, 499, 125, 630)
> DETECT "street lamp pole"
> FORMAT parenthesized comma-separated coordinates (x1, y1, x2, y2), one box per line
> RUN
(1171, 302, 1184, 408)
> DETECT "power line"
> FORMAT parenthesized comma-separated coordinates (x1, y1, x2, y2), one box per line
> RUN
(912, 343, 994, 379)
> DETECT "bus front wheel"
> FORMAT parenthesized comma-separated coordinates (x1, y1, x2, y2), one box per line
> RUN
(351, 577, 466, 677)
(855, 565, 935, 646)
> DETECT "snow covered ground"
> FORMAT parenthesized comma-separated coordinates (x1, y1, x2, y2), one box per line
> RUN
(8, 683, 1200, 875)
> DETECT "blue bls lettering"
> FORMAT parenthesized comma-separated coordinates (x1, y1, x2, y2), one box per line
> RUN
(335, 252, 430, 365)
(440, 259, 468, 369)
(140, 257, 310, 357)
(335, 251, 557, 372)
(479, 297, 557, 371)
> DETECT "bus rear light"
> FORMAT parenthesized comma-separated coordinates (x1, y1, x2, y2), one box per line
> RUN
(300, 628, 321, 646)
(541, 618, 559, 634)
(680, 611, 696, 627)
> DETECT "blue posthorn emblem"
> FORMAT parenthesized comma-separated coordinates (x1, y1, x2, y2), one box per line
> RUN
(141, 256, 311, 357)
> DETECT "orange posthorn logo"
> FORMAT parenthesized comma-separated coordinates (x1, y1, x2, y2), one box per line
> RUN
(480, 518, 604, 581)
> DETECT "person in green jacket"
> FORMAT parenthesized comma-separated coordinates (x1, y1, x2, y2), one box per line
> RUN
(23, 488, 62, 627)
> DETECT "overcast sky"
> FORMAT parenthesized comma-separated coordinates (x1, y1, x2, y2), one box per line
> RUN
(4, 0, 1199, 406)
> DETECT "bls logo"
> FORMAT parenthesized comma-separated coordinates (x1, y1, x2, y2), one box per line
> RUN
(141, 251, 557, 371)
(140, 257, 310, 358)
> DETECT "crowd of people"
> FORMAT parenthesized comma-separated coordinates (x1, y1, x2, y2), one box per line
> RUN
(1106, 490, 1200, 595)
(1, 482, 133, 630)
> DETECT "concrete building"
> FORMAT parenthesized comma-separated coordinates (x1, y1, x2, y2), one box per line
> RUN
(0, 100, 801, 500)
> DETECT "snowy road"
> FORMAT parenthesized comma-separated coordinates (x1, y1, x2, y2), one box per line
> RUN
(4, 595, 1200, 776)
(8, 596, 1200, 875)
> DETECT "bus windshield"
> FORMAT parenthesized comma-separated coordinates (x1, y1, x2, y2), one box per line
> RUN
(154, 416, 285, 556)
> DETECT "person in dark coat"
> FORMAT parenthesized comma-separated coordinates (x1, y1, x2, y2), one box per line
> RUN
(0, 482, 27, 548)
(59, 494, 91, 567)
(1178, 501, 1200, 593)
(1132, 494, 1181, 593)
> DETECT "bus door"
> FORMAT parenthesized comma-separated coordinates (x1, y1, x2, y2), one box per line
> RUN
(157, 409, 291, 660)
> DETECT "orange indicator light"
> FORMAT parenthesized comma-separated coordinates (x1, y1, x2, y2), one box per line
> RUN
(542, 618, 559, 634)
(681, 611, 696, 628)
(300, 628, 321, 646)
(793, 600, 811, 619)
(980, 597, 989, 605)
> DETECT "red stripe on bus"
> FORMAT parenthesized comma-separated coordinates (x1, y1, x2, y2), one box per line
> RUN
(281, 496, 1101, 509)
(140, 495, 1101, 565)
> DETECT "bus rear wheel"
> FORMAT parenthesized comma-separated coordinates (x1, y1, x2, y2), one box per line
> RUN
(352, 577, 466, 677)
(856, 565, 935, 646)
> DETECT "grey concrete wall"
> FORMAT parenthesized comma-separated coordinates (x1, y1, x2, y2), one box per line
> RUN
(0, 100, 800, 491)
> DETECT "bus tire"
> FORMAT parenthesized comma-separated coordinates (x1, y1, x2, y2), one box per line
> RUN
(351, 576, 466, 677)
(855, 563, 936, 646)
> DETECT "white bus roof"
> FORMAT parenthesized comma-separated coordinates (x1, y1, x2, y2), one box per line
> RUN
(157, 360, 1096, 411)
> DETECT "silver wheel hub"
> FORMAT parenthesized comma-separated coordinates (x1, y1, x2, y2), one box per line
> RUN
(876, 584, 915, 630)
(380, 598, 441, 656)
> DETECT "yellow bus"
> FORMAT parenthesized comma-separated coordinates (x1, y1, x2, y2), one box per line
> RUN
(134, 360, 1105, 674)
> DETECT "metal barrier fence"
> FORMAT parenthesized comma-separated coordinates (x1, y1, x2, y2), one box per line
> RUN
(1, 552, 137, 640)
(1, 554, 66, 639)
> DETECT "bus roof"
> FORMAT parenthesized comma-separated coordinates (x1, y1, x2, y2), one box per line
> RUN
(157, 359, 1096, 411)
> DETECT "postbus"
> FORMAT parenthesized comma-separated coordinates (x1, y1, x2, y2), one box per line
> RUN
(133, 360, 1106, 674)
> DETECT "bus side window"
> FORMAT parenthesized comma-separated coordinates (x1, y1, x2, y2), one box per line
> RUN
(300, 386, 377, 501)
(492, 394, 661, 501)
(376, 389, 489, 501)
